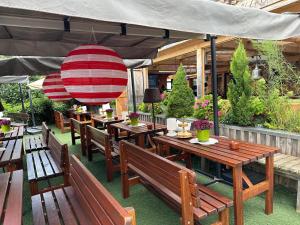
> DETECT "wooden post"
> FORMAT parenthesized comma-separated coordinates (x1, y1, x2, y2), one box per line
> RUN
(196, 48, 205, 98)
(265, 155, 274, 214)
(233, 166, 243, 225)
(297, 180, 300, 213)
(179, 170, 194, 225)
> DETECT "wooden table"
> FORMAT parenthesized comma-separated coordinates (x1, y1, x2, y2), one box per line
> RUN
(91, 115, 124, 134)
(0, 138, 23, 171)
(0, 126, 24, 141)
(0, 170, 23, 225)
(153, 135, 279, 225)
(72, 111, 91, 121)
(111, 121, 167, 147)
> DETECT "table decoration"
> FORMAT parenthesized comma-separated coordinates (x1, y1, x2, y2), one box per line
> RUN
(191, 119, 213, 142)
(106, 108, 113, 119)
(189, 137, 218, 145)
(0, 119, 11, 133)
(177, 118, 192, 138)
(129, 112, 139, 126)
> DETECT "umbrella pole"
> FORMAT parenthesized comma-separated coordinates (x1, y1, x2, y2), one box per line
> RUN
(210, 35, 219, 136)
(27, 80, 36, 127)
(18, 83, 25, 112)
(130, 68, 137, 112)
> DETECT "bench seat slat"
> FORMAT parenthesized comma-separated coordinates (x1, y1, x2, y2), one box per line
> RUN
(32, 151, 46, 179)
(43, 191, 62, 225)
(39, 150, 55, 177)
(0, 173, 10, 218)
(32, 194, 46, 225)
(54, 188, 79, 225)
(3, 170, 23, 225)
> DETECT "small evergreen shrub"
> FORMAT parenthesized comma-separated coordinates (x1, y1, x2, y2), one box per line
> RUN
(225, 42, 254, 126)
(166, 64, 195, 118)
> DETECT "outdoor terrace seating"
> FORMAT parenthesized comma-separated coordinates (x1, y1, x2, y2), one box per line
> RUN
(120, 140, 233, 225)
(26, 131, 69, 195)
(54, 110, 71, 133)
(70, 118, 91, 156)
(31, 155, 136, 225)
(24, 122, 50, 153)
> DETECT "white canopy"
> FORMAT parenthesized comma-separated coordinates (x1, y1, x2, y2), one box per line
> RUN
(0, 0, 299, 58)
(27, 78, 44, 90)
(0, 75, 28, 84)
(0, 57, 152, 76)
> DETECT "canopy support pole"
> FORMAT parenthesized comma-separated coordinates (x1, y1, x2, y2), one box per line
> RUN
(18, 83, 25, 112)
(130, 68, 137, 112)
(27, 80, 36, 127)
(210, 35, 219, 136)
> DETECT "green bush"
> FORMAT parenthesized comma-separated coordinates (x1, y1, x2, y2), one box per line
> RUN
(166, 64, 195, 118)
(225, 42, 254, 126)
(3, 96, 54, 125)
(138, 102, 163, 114)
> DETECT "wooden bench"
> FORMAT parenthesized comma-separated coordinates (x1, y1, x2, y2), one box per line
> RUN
(24, 122, 50, 153)
(26, 132, 69, 195)
(86, 125, 120, 181)
(8, 112, 29, 128)
(257, 153, 300, 212)
(70, 118, 91, 156)
(120, 140, 233, 225)
(31, 155, 136, 225)
(0, 170, 23, 225)
(54, 110, 70, 133)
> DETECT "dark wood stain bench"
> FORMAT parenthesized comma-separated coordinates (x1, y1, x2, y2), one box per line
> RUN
(70, 118, 91, 156)
(31, 155, 136, 225)
(86, 125, 120, 181)
(120, 140, 233, 225)
(24, 122, 50, 153)
(0, 170, 23, 225)
(54, 110, 70, 133)
(26, 132, 69, 195)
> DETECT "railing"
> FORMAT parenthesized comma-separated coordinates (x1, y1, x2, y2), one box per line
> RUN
(139, 112, 300, 156)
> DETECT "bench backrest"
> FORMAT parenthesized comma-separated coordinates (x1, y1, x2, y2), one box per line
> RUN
(54, 110, 62, 128)
(86, 125, 110, 153)
(41, 122, 50, 145)
(48, 132, 69, 171)
(70, 118, 83, 135)
(69, 155, 135, 225)
(120, 140, 200, 220)
(7, 112, 29, 123)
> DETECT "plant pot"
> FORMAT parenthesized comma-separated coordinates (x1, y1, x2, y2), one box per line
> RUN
(196, 129, 210, 142)
(130, 118, 139, 126)
(1, 125, 10, 133)
(106, 112, 113, 119)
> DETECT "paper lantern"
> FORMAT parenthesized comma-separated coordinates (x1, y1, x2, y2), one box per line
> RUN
(60, 44, 128, 105)
(42, 73, 72, 101)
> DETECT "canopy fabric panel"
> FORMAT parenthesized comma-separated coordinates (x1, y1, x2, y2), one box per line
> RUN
(0, 75, 28, 83)
(27, 78, 44, 90)
(0, 57, 152, 76)
(0, 0, 299, 58)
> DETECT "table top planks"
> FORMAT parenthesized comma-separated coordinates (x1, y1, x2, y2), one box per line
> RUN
(0, 170, 23, 225)
(92, 115, 124, 125)
(0, 138, 23, 168)
(111, 121, 167, 135)
(1, 126, 24, 141)
(154, 135, 279, 168)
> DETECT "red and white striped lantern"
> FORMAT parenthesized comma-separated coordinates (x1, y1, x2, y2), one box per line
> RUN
(42, 73, 72, 101)
(60, 45, 128, 105)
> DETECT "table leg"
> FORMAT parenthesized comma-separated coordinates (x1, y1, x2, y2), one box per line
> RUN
(114, 127, 119, 141)
(233, 166, 243, 225)
(136, 135, 145, 148)
(265, 155, 274, 214)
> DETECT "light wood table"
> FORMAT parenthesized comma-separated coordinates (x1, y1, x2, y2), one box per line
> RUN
(153, 135, 279, 225)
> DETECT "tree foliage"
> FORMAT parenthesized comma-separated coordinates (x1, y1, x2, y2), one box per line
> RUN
(252, 40, 300, 95)
(225, 42, 254, 126)
(166, 64, 195, 118)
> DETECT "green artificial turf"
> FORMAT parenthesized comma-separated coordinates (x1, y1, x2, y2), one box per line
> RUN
(21, 125, 300, 225)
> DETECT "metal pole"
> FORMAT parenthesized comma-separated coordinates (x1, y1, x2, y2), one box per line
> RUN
(210, 35, 219, 136)
(18, 83, 25, 112)
(130, 68, 137, 112)
(27, 80, 36, 127)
